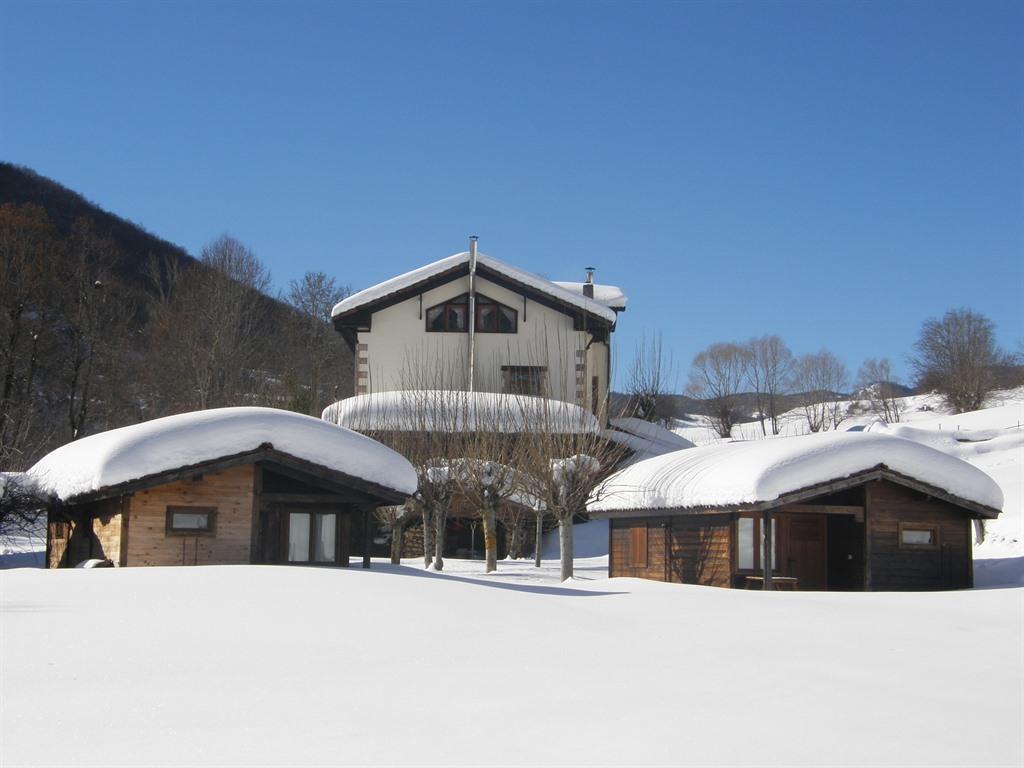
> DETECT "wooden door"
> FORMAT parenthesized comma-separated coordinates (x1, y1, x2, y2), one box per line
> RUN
(784, 515, 827, 590)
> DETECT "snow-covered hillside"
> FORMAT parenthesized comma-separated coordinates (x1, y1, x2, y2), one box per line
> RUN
(2, 562, 1021, 767)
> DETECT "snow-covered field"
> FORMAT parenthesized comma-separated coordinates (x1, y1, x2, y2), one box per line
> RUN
(2, 392, 1022, 766)
(2, 559, 1022, 767)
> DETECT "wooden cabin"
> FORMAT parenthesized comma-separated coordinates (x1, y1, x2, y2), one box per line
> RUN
(589, 433, 1002, 591)
(30, 408, 416, 569)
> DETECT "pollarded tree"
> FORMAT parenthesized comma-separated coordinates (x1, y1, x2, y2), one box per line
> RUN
(911, 308, 1004, 413)
(687, 342, 750, 439)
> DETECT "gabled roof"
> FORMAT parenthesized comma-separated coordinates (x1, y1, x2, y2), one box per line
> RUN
(27, 407, 417, 503)
(588, 431, 1003, 518)
(332, 251, 620, 325)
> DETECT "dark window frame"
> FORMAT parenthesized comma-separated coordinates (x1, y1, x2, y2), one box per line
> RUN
(898, 522, 940, 550)
(165, 506, 218, 536)
(734, 514, 779, 574)
(425, 293, 517, 334)
(500, 365, 547, 397)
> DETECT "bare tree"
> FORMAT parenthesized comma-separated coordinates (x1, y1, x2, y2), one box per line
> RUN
(911, 308, 1004, 413)
(792, 350, 849, 432)
(286, 272, 350, 416)
(743, 335, 793, 436)
(517, 399, 621, 581)
(148, 235, 272, 410)
(0, 474, 47, 541)
(856, 357, 903, 424)
(687, 343, 750, 439)
(625, 331, 674, 422)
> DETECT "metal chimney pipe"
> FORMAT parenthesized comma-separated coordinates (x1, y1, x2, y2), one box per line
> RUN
(468, 236, 478, 392)
(583, 266, 595, 298)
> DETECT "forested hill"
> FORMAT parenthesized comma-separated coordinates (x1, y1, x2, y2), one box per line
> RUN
(0, 162, 198, 291)
(0, 163, 349, 471)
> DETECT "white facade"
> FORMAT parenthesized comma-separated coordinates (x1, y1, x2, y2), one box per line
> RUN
(333, 250, 624, 422)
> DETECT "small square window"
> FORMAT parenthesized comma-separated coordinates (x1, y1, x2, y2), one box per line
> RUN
(166, 507, 217, 535)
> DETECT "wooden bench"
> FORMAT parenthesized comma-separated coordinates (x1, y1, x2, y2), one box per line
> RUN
(743, 575, 799, 591)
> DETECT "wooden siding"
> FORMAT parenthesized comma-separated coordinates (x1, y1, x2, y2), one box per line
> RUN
(609, 518, 668, 581)
(125, 464, 255, 567)
(47, 498, 124, 568)
(668, 515, 733, 588)
(867, 480, 972, 590)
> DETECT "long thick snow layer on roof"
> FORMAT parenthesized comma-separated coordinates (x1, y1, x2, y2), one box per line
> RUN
(609, 417, 696, 452)
(589, 431, 1003, 513)
(551, 281, 628, 309)
(331, 251, 618, 323)
(27, 407, 417, 501)
(323, 390, 602, 435)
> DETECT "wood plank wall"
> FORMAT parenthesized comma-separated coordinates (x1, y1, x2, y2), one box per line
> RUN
(668, 515, 733, 588)
(867, 480, 972, 590)
(609, 518, 669, 580)
(125, 465, 255, 566)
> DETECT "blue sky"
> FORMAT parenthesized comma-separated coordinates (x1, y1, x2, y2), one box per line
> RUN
(3, 0, 1021, 390)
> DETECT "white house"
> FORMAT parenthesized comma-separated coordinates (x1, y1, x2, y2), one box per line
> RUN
(331, 239, 626, 422)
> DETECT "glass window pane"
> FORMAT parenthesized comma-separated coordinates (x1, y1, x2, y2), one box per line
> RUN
(288, 513, 310, 562)
(448, 305, 466, 330)
(426, 307, 444, 331)
(172, 512, 209, 530)
(498, 306, 515, 332)
(902, 528, 934, 545)
(737, 518, 754, 569)
(314, 514, 336, 562)
(478, 305, 496, 331)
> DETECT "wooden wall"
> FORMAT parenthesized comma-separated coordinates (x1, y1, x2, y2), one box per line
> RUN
(609, 518, 668, 581)
(47, 498, 123, 568)
(125, 464, 255, 567)
(668, 515, 733, 588)
(867, 480, 973, 590)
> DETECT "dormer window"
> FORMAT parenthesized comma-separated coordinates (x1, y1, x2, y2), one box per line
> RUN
(426, 294, 517, 333)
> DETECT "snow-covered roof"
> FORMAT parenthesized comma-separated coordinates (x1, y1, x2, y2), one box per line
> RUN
(27, 407, 418, 502)
(332, 251, 619, 324)
(588, 431, 1003, 516)
(609, 418, 695, 452)
(323, 390, 602, 435)
(552, 281, 628, 310)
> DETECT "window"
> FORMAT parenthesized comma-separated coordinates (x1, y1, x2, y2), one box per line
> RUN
(899, 523, 939, 549)
(426, 295, 468, 332)
(288, 511, 339, 564)
(736, 514, 777, 571)
(629, 525, 649, 568)
(166, 506, 216, 535)
(501, 365, 547, 397)
(425, 294, 517, 333)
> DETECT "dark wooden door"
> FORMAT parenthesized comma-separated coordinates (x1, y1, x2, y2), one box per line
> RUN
(785, 515, 827, 590)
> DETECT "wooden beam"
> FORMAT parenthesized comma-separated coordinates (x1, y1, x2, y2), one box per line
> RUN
(779, 504, 864, 521)
(362, 507, 372, 569)
(762, 510, 773, 591)
(260, 493, 365, 506)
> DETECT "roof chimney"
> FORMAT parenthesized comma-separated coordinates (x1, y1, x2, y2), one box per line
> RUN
(583, 266, 595, 298)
